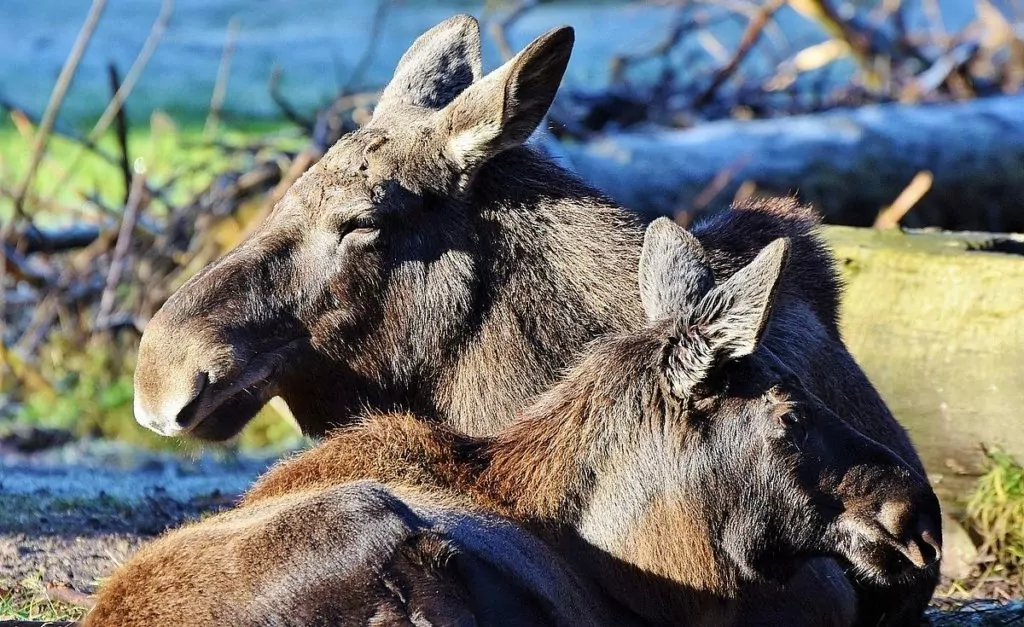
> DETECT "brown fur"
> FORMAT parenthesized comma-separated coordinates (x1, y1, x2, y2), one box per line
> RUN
(90, 212, 942, 626)
(126, 14, 935, 625)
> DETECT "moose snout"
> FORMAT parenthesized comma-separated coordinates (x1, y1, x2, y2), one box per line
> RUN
(839, 473, 944, 578)
(135, 372, 209, 436)
(134, 349, 212, 437)
(875, 496, 943, 569)
(133, 309, 230, 437)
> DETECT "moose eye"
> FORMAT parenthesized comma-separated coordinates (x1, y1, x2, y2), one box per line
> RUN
(777, 411, 807, 441)
(339, 215, 379, 240)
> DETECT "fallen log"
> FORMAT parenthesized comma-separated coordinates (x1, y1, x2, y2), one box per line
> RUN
(563, 94, 1024, 232)
(823, 225, 1024, 513)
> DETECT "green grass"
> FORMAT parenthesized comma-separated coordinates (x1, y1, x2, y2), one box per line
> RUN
(0, 575, 89, 623)
(966, 450, 1024, 572)
(0, 112, 303, 225)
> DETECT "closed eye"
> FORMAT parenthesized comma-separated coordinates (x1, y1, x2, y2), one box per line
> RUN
(778, 411, 809, 445)
(338, 214, 379, 238)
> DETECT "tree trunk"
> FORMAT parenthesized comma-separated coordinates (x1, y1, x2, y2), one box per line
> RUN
(562, 94, 1024, 232)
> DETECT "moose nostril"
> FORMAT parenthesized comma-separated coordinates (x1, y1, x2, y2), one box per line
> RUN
(175, 371, 210, 428)
(917, 523, 942, 565)
(899, 516, 942, 569)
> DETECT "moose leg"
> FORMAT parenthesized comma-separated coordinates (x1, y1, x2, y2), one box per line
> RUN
(85, 483, 481, 627)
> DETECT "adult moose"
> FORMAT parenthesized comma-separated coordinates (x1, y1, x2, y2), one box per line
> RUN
(131, 15, 938, 625)
(89, 219, 941, 626)
(132, 17, 640, 441)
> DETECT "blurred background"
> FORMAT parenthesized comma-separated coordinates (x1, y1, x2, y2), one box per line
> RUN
(1, 0, 1023, 621)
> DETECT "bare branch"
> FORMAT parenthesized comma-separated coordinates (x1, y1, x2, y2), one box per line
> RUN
(609, 7, 704, 84)
(489, 0, 539, 61)
(694, 0, 785, 109)
(342, 0, 392, 93)
(269, 65, 315, 132)
(874, 171, 934, 229)
(11, 0, 108, 215)
(96, 172, 148, 331)
(47, 0, 173, 200)
(108, 64, 133, 205)
(205, 16, 241, 137)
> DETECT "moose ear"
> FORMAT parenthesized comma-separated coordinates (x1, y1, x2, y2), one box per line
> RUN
(439, 26, 574, 171)
(660, 238, 789, 399)
(639, 218, 716, 323)
(375, 15, 483, 114)
(701, 237, 790, 360)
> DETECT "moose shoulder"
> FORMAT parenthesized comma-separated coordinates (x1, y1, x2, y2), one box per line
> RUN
(90, 218, 942, 626)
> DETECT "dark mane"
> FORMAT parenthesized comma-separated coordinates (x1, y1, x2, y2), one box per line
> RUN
(692, 196, 842, 334)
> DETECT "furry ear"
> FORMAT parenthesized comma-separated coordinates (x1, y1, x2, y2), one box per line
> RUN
(439, 26, 574, 171)
(703, 237, 789, 360)
(660, 238, 789, 399)
(374, 15, 483, 115)
(639, 218, 716, 322)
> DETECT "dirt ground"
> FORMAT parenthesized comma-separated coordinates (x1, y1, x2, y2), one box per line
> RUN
(1, 438, 1022, 624)
(0, 437, 273, 617)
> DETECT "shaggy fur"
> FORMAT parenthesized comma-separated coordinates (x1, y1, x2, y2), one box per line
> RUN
(131, 17, 641, 442)
(128, 15, 937, 625)
(88, 218, 941, 626)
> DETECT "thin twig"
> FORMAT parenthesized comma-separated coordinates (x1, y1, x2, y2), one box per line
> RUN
(609, 7, 706, 84)
(108, 64, 132, 205)
(96, 171, 147, 331)
(11, 0, 108, 215)
(93, 0, 173, 141)
(205, 16, 241, 137)
(2, 0, 106, 390)
(874, 171, 934, 229)
(489, 0, 539, 61)
(694, 0, 785, 109)
(691, 154, 752, 211)
(269, 65, 315, 132)
(342, 0, 391, 93)
(244, 148, 320, 240)
(48, 0, 173, 200)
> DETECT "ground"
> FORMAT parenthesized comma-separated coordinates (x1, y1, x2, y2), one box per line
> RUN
(0, 437, 1022, 625)
(0, 438, 273, 622)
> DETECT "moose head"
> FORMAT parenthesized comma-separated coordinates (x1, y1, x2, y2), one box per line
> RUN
(562, 218, 942, 617)
(133, 16, 641, 441)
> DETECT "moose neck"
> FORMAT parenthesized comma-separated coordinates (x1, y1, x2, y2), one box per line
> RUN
(434, 150, 644, 436)
(471, 351, 741, 625)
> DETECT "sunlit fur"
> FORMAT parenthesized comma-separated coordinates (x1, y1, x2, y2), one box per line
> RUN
(130, 14, 938, 625)
(89, 215, 941, 627)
